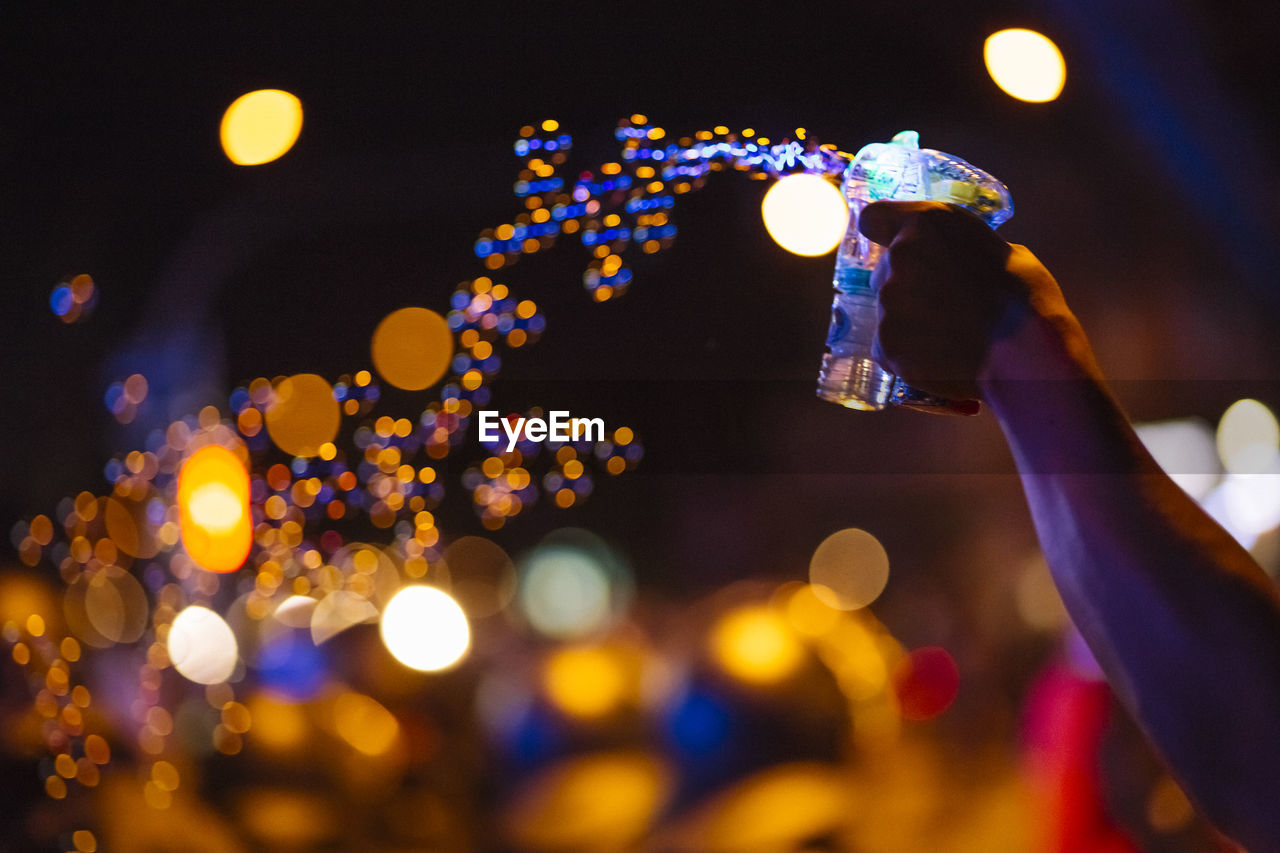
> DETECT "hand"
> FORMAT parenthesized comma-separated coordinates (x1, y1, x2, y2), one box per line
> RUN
(859, 200, 1096, 403)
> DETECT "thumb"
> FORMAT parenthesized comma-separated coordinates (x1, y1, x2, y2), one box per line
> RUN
(857, 200, 950, 247)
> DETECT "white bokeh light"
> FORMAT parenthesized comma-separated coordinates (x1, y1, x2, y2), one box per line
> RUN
(808, 527, 890, 611)
(518, 547, 612, 639)
(1135, 418, 1221, 501)
(761, 173, 849, 257)
(1216, 398, 1280, 475)
(379, 586, 470, 672)
(168, 605, 238, 685)
(984, 29, 1067, 103)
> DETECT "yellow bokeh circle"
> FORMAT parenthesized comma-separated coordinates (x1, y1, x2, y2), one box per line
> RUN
(984, 29, 1066, 103)
(761, 173, 849, 257)
(371, 307, 454, 391)
(177, 445, 252, 574)
(265, 373, 340, 458)
(220, 89, 304, 165)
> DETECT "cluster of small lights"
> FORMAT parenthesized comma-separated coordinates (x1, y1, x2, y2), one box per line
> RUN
(445, 275, 546, 402)
(464, 422, 642, 527)
(476, 116, 848, 299)
(7, 117, 926, 845)
(103, 373, 149, 425)
(2, 614, 106, 805)
(50, 274, 98, 324)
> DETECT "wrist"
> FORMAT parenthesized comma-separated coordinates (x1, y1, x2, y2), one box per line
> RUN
(978, 304, 1103, 417)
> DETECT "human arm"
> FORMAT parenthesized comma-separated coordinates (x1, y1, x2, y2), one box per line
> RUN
(860, 200, 1280, 851)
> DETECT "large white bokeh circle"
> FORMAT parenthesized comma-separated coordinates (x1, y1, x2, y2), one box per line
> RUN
(380, 586, 471, 672)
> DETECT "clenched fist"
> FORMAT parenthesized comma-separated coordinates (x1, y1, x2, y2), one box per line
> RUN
(859, 200, 1097, 405)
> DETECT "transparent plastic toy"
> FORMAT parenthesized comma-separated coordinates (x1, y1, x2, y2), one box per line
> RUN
(816, 130, 1014, 411)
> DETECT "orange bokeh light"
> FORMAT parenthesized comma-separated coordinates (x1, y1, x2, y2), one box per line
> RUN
(178, 446, 251, 573)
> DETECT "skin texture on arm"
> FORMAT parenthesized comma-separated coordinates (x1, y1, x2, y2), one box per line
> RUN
(860, 200, 1280, 852)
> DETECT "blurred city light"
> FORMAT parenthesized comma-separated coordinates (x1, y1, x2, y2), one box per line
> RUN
(517, 537, 620, 639)
(219, 89, 303, 165)
(253, 628, 327, 700)
(1216, 397, 1280, 474)
(1210, 469, 1280, 543)
(331, 691, 400, 756)
(167, 605, 239, 685)
(65, 565, 148, 646)
(666, 763, 849, 850)
(50, 273, 97, 323)
(984, 29, 1066, 103)
(543, 645, 629, 718)
(443, 535, 517, 618)
(503, 752, 670, 850)
(379, 585, 470, 671)
(808, 527, 891, 611)
(370, 306, 455, 391)
(1136, 417, 1221, 500)
(760, 173, 848, 257)
(309, 589, 378, 645)
(709, 606, 805, 685)
(177, 445, 251, 574)
(263, 373, 341, 458)
(894, 646, 960, 721)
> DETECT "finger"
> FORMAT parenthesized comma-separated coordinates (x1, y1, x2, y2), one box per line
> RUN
(881, 219, 950, 278)
(858, 200, 952, 247)
(864, 200, 1010, 266)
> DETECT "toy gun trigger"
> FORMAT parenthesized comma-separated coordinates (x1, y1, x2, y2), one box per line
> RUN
(893, 381, 982, 416)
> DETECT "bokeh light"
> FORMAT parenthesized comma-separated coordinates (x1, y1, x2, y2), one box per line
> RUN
(63, 565, 148, 646)
(1215, 397, 1279, 474)
(167, 605, 238, 685)
(893, 646, 960, 721)
(219, 89, 303, 165)
(1136, 417, 1221, 500)
(370, 307, 454, 391)
(984, 29, 1067, 103)
(264, 373, 341, 458)
(503, 752, 670, 851)
(3, 113, 1099, 846)
(246, 693, 308, 752)
(253, 627, 328, 700)
(273, 594, 317, 628)
(443, 535, 517, 618)
(543, 645, 629, 718)
(50, 273, 97, 323)
(709, 606, 805, 686)
(668, 763, 850, 850)
(309, 589, 378, 645)
(760, 173, 848, 256)
(807, 527, 890, 611)
(177, 445, 251, 574)
(1014, 556, 1069, 633)
(331, 691, 400, 756)
(1211, 469, 1280, 543)
(379, 585, 470, 672)
(517, 535, 621, 639)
